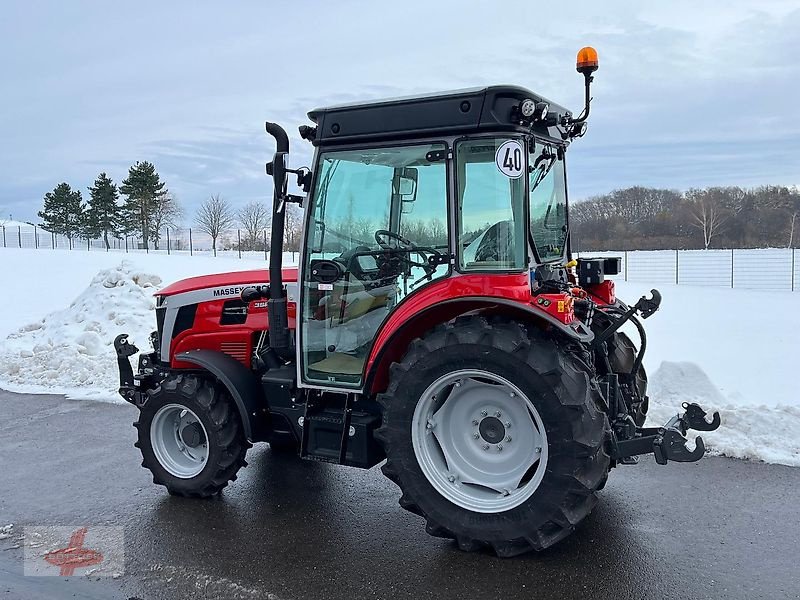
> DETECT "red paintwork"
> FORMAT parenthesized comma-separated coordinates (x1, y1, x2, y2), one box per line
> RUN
(158, 268, 298, 297)
(365, 272, 538, 391)
(159, 266, 591, 384)
(369, 272, 531, 355)
(533, 293, 575, 324)
(161, 270, 297, 368)
(587, 279, 615, 305)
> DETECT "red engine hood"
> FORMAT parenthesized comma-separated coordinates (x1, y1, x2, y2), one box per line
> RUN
(157, 268, 299, 297)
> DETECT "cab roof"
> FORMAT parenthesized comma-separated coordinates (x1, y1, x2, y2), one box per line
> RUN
(307, 85, 570, 147)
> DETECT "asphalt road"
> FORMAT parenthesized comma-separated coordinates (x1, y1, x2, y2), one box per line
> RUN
(0, 389, 798, 600)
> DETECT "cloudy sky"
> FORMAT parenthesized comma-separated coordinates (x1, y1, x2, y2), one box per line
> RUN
(1, 0, 798, 224)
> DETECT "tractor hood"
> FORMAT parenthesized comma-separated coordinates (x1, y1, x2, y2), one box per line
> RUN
(157, 268, 299, 297)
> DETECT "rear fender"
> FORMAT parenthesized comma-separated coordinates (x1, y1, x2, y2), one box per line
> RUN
(176, 349, 267, 442)
(364, 296, 594, 394)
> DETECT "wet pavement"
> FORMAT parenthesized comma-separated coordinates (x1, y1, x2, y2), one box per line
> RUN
(0, 389, 798, 599)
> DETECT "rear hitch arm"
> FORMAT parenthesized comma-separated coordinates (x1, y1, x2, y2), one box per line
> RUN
(613, 402, 721, 465)
(593, 289, 661, 350)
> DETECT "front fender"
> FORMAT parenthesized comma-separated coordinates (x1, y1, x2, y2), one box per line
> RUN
(176, 349, 267, 442)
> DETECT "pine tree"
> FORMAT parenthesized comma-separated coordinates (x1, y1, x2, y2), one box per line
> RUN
(86, 173, 120, 250)
(38, 183, 85, 247)
(119, 161, 166, 250)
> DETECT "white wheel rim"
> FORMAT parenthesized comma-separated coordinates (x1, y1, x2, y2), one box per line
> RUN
(150, 404, 210, 478)
(411, 369, 548, 513)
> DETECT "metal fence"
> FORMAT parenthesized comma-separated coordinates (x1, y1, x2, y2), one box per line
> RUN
(575, 248, 799, 292)
(1, 225, 797, 291)
(0, 225, 278, 259)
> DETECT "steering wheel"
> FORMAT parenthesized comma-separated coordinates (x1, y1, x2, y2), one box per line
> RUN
(375, 229, 414, 250)
(374, 229, 443, 283)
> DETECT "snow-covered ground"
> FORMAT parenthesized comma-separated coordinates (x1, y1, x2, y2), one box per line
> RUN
(615, 281, 799, 466)
(0, 248, 797, 466)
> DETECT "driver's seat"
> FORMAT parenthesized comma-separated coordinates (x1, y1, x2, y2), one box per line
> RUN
(470, 220, 515, 267)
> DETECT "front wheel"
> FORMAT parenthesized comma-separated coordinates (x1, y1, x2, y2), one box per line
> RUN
(134, 374, 250, 497)
(376, 316, 610, 556)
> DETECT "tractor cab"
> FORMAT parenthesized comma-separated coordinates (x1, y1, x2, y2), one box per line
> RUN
(295, 85, 576, 388)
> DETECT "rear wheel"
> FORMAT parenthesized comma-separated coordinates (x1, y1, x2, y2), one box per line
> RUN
(376, 316, 610, 556)
(134, 374, 250, 497)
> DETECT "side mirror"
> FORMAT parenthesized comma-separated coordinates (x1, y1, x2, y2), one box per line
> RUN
(267, 151, 288, 202)
(397, 167, 418, 202)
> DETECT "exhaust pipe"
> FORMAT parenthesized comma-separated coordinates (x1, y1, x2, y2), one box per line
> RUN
(265, 122, 292, 359)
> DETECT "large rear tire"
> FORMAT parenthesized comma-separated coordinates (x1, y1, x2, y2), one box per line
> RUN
(376, 316, 610, 556)
(134, 374, 250, 497)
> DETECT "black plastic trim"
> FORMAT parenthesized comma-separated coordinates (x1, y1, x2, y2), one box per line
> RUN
(176, 350, 267, 442)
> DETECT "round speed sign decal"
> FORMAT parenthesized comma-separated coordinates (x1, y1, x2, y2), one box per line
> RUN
(495, 140, 525, 179)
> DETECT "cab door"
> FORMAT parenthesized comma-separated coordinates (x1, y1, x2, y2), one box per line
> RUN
(298, 142, 449, 389)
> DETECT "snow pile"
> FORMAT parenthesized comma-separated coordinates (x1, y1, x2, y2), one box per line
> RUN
(0, 262, 161, 401)
(646, 362, 800, 467)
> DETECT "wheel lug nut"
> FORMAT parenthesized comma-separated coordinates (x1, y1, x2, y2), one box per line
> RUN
(497, 444, 503, 451)
(535, 446, 542, 453)
(448, 475, 455, 483)
(495, 411, 502, 418)
(482, 444, 489, 451)
(505, 436, 512, 442)
(473, 433, 480, 439)
(505, 422, 512, 428)
(480, 410, 487, 417)
(471, 419, 479, 426)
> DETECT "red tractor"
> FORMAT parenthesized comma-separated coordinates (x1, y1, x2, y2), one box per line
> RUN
(115, 47, 719, 556)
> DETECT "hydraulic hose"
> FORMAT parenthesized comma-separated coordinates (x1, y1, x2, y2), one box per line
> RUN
(598, 306, 647, 377)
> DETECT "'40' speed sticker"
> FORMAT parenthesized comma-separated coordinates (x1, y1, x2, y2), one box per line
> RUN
(495, 140, 524, 179)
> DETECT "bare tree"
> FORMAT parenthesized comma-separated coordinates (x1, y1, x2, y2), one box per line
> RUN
(149, 192, 183, 250)
(237, 201, 270, 251)
(284, 204, 304, 253)
(688, 193, 730, 250)
(196, 194, 235, 256)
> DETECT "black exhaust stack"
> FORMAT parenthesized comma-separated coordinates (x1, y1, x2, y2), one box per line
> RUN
(265, 122, 292, 359)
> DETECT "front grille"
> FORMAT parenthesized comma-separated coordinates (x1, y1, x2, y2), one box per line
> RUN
(221, 342, 248, 363)
(172, 304, 197, 339)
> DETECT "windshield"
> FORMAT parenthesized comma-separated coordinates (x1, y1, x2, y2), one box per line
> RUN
(456, 137, 527, 271)
(529, 145, 567, 262)
(302, 142, 449, 387)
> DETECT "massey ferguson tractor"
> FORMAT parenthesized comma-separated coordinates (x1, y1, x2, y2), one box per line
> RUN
(115, 47, 720, 556)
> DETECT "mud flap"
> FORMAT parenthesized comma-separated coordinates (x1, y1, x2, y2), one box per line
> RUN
(613, 402, 721, 465)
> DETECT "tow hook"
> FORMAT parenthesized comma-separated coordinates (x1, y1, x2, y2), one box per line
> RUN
(613, 402, 721, 465)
